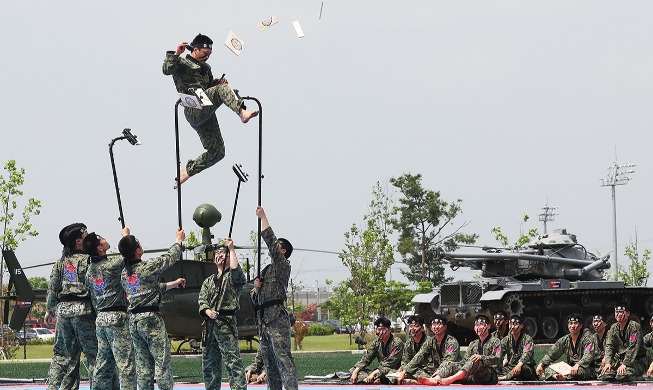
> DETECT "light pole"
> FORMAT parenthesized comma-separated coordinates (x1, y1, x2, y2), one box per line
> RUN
(601, 161, 636, 277)
(538, 203, 558, 235)
(315, 279, 321, 321)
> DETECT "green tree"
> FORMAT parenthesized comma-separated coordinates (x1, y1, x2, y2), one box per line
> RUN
(491, 214, 539, 248)
(328, 182, 396, 338)
(0, 160, 41, 359)
(616, 237, 650, 286)
(28, 277, 49, 290)
(390, 173, 477, 285)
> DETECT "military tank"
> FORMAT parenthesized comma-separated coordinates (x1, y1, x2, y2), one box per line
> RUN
(412, 229, 653, 343)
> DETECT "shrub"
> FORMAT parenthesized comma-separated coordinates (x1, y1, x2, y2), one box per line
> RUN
(307, 323, 333, 336)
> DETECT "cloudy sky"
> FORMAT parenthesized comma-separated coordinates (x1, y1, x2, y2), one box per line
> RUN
(2, 1, 653, 290)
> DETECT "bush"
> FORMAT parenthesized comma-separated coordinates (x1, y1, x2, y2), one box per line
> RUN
(307, 323, 333, 336)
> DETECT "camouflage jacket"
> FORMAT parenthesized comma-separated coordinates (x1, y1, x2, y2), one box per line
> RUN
(400, 333, 432, 371)
(644, 330, 653, 349)
(404, 334, 461, 376)
(354, 334, 404, 376)
(162, 52, 216, 94)
(121, 243, 182, 311)
(87, 255, 127, 311)
(491, 329, 508, 341)
(46, 252, 93, 316)
(588, 331, 607, 369)
(604, 319, 647, 366)
(500, 332, 536, 368)
(198, 265, 246, 316)
(465, 335, 502, 367)
(540, 333, 594, 370)
(251, 227, 291, 324)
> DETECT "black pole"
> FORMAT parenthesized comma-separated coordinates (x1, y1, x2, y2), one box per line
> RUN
(109, 128, 140, 229)
(234, 90, 262, 279)
(174, 100, 183, 230)
(109, 138, 126, 228)
(174, 100, 184, 283)
(228, 164, 248, 238)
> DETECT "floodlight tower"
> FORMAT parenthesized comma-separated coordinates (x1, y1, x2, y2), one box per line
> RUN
(601, 161, 636, 276)
(538, 203, 559, 234)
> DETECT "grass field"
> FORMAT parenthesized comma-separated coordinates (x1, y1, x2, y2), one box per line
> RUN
(0, 334, 551, 382)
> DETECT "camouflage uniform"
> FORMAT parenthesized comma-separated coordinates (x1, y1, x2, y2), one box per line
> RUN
(162, 52, 245, 177)
(122, 243, 182, 390)
(350, 334, 404, 383)
(491, 329, 508, 341)
(46, 252, 97, 390)
(437, 335, 502, 384)
(87, 255, 136, 390)
(499, 332, 536, 380)
(389, 333, 432, 380)
(588, 331, 607, 378)
(539, 333, 595, 380)
(198, 265, 247, 390)
(600, 319, 648, 381)
(246, 349, 265, 378)
(251, 227, 298, 390)
(403, 334, 461, 378)
(644, 330, 653, 365)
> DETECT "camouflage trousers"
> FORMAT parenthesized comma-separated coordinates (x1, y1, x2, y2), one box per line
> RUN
(47, 313, 97, 390)
(542, 365, 593, 381)
(438, 359, 498, 385)
(202, 318, 246, 390)
(129, 312, 173, 390)
(95, 312, 136, 390)
(499, 363, 536, 380)
(183, 83, 243, 177)
(597, 357, 648, 382)
(259, 313, 298, 390)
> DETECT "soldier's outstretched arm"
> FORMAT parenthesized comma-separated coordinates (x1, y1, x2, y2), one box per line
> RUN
(256, 206, 270, 230)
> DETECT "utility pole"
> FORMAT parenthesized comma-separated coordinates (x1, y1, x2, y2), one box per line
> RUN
(538, 203, 559, 234)
(314, 279, 321, 321)
(601, 161, 636, 277)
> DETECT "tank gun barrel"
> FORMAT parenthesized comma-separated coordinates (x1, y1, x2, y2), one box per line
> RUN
(563, 254, 611, 278)
(435, 248, 601, 267)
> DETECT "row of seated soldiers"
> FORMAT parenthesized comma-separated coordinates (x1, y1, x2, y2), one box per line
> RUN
(348, 303, 653, 385)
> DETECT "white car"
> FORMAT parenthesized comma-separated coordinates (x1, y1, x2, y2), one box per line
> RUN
(33, 328, 55, 339)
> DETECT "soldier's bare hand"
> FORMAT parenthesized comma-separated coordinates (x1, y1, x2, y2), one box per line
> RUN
(256, 206, 266, 219)
(173, 278, 186, 289)
(253, 278, 262, 289)
(205, 309, 218, 319)
(176, 228, 186, 244)
(45, 311, 55, 324)
(470, 354, 482, 363)
(600, 363, 611, 376)
(246, 370, 253, 382)
(226, 238, 234, 250)
(121, 227, 130, 237)
(175, 42, 188, 55)
(570, 364, 579, 376)
(617, 364, 627, 376)
(256, 372, 266, 383)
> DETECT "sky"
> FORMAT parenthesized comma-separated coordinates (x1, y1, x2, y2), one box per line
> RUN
(2, 1, 653, 291)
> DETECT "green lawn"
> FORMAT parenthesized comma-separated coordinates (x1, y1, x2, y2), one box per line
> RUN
(1, 334, 551, 382)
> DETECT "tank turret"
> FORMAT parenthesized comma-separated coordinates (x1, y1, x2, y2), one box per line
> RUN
(413, 229, 653, 344)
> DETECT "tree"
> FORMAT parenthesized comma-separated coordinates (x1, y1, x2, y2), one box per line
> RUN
(390, 173, 477, 286)
(328, 182, 396, 338)
(491, 214, 539, 248)
(28, 277, 49, 290)
(616, 236, 650, 286)
(0, 160, 41, 359)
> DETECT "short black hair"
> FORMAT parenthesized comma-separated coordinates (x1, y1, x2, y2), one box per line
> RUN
(118, 235, 139, 259)
(406, 315, 424, 326)
(374, 317, 391, 328)
(278, 238, 293, 259)
(82, 232, 101, 256)
(59, 223, 87, 250)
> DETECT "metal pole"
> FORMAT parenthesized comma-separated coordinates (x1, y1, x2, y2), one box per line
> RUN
(173, 100, 184, 282)
(109, 138, 126, 228)
(234, 90, 263, 278)
(612, 186, 618, 275)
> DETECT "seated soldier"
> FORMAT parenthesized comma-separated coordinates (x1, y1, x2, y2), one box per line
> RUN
(536, 314, 595, 381)
(419, 314, 501, 386)
(498, 315, 536, 381)
(492, 311, 509, 340)
(599, 303, 648, 382)
(589, 314, 608, 379)
(245, 349, 266, 384)
(403, 315, 461, 381)
(393, 315, 433, 384)
(349, 317, 403, 384)
(644, 315, 653, 377)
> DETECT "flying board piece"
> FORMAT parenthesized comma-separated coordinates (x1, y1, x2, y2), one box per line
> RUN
(224, 31, 244, 56)
(293, 21, 305, 38)
(259, 15, 279, 31)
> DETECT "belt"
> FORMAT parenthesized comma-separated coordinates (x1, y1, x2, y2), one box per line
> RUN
(216, 309, 236, 316)
(59, 295, 90, 302)
(129, 306, 160, 314)
(254, 299, 284, 319)
(99, 306, 127, 312)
